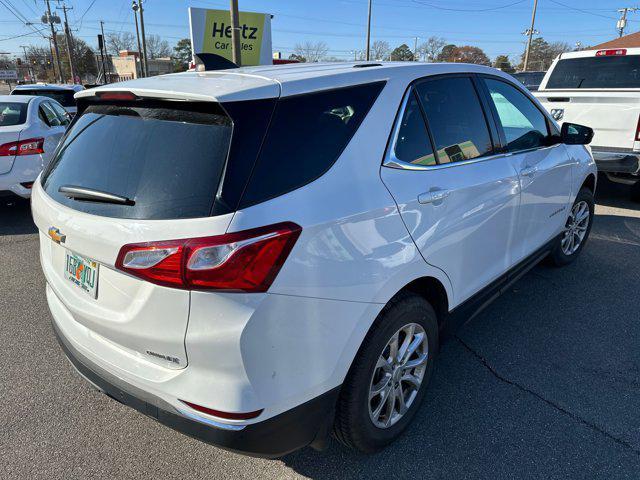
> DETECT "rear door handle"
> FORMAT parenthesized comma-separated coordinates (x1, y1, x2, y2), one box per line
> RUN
(520, 166, 538, 177)
(418, 189, 450, 204)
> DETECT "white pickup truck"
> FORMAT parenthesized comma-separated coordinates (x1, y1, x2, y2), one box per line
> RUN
(534, 47, 640, 198)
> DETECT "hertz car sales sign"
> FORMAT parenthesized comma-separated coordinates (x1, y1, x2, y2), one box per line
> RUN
(188, 7, 273, 66)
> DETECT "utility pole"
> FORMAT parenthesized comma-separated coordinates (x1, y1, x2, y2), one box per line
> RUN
(100, 21, 112, 82)
(132, 1, 144, 77)
(365, 0, 372, 61)
(230, 0, 242, 66)
(138, 0, 149, 76)
(19, 45, 35, 82)
(58, 3, 76, 84)
(44, 0, 64, 82)
(413, 36, 419, 61)
(617, 7, 638, 38)
(522, 0, 539, 72)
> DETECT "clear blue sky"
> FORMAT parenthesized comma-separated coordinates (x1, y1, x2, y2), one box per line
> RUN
(0, 0, 633, 62)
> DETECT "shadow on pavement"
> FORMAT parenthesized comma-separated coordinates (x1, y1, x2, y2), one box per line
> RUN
(0, 197, 37, 236)
(283, 184, 640, 478)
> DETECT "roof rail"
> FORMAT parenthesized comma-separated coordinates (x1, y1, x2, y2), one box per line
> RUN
(353, 63, 383, 68)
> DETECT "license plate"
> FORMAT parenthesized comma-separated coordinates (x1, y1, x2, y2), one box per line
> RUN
(64, 250, 99, 299)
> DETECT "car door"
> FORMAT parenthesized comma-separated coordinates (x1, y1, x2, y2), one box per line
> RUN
(479, 76, 573, 263)
(380, 75, 521, 306)
(39, 101, 67, 166)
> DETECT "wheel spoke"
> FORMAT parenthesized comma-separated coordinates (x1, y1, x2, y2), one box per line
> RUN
(401, 372, 422, 390)
(403, 352, 428, 370)
(401, 332, 424, 365)
(397, 324, 414, 363)
(383, 386, 396, 427)
(388, 332, 399, 363)
(369, 375, 391, 400)
(396, 386, 408, 415)
(371, 385, 392, 419)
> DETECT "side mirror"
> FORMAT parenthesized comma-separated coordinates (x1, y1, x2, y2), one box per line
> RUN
(561, 122, 594, 145)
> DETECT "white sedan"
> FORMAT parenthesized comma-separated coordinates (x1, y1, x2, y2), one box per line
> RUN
(0, 95, 69, 199)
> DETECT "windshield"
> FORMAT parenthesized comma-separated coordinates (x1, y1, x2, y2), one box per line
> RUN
(14, 89, 76, 107)
(0, 102, 27, 126)
(546, 55, 640, 89)
(42, 102, 233, 220)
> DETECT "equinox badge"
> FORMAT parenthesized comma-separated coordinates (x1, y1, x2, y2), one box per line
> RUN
(48, 227, 66, 244)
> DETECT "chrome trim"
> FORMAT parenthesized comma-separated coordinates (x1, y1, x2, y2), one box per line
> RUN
(382, 86, 564, 172)
(177, 409, 247, 431)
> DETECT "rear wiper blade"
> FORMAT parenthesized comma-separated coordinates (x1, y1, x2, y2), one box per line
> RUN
(58, 185, 135, 205)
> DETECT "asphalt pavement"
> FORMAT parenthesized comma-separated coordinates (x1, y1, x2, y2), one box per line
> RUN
(1, 177, 639, 479)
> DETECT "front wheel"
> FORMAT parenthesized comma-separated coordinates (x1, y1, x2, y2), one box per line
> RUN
(549, 187, 594, 266)
(333, 292, 438, 453)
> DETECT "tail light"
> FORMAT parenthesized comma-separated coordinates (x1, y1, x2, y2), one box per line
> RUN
(115, 222, 301, 292)
(0, 137, 45, 156)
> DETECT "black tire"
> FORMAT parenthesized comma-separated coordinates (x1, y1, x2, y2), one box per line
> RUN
(333, 291, 438, 453)
(549, 187, 594, 267)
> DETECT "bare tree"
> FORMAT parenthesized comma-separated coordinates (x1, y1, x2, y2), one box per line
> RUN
(106, 32, 136, 55)
(146, 34, 171, 59)
(417, 36, 446, 62)
(371, 40, 390, 61)
(293, 41, 329, 63)
(0, 54, 13, 69)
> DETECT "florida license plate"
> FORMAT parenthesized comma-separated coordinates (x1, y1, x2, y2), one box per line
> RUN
(64, 250, 99, 299)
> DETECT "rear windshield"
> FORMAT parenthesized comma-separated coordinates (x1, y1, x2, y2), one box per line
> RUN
(42, 102, 232, 220)
(0, 102, 27, 126)
(14, 89, 76, 107)
(546, 55, 640, 89)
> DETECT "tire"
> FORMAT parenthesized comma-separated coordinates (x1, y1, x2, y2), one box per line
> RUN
(333, 291, 438, 453)
(549, 187, 594, 267)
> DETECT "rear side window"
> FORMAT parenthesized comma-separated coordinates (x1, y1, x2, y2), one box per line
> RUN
(484, 78, 549, 152)
(239, 82, 385, 208)
(42, 102, 232, 220)
(415, 77, 493, 163)
(14, 89, 76, 107)
(393, 90, 436, 166)
(546, 55, 640, 89)
(40, 102, 63, 127)
(0, 102, 26, 126)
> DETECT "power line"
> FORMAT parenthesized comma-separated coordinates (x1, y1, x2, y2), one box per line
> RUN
(411, 0, 528, 12)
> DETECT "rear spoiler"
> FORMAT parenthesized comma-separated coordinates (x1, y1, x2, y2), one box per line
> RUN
(193, 53, 238, 71)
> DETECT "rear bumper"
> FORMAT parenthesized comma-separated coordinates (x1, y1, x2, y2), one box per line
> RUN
(53, 320, 340, 458)
(0, 154, 43, 198)
(591, 148, 640, 175)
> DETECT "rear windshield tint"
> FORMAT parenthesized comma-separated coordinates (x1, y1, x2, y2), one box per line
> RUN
(239, 81, 385, 208)
(0, 102, 27, 126)
(42, 102, 232, 220)
(546, 55, 640, 89)
(14, 89, 76, 107)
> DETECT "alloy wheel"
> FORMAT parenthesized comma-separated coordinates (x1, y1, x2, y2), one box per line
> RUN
(561, 200, 590, 256)
(368, 323, 428, 429)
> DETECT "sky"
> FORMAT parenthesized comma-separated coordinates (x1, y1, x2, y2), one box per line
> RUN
(0, 0, 634, 63)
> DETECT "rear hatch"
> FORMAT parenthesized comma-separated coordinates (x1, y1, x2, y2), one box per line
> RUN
(32, 97, 240, 369)
(538, 52, 640, 149)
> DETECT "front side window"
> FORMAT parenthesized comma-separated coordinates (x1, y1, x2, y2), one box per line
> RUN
(40, 102, 62, 127)
(415, 77, 493, 164)
(393, 90, 436, 166)
(48, 101, 70, 126)
(484, 78, 549, 152)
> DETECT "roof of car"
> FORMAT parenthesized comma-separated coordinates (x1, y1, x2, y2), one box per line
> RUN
(13, 83, 84, 92)
(0, 94, 36, 103)
(76, 61, 507, 103)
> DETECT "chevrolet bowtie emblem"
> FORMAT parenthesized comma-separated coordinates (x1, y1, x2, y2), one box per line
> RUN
(48, 227, 66, 244)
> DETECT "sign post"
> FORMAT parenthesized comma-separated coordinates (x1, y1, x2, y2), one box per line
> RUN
(188, 7, 272, 66)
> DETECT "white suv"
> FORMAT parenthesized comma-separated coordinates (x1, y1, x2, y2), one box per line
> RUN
(32, 62, 597, 457)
